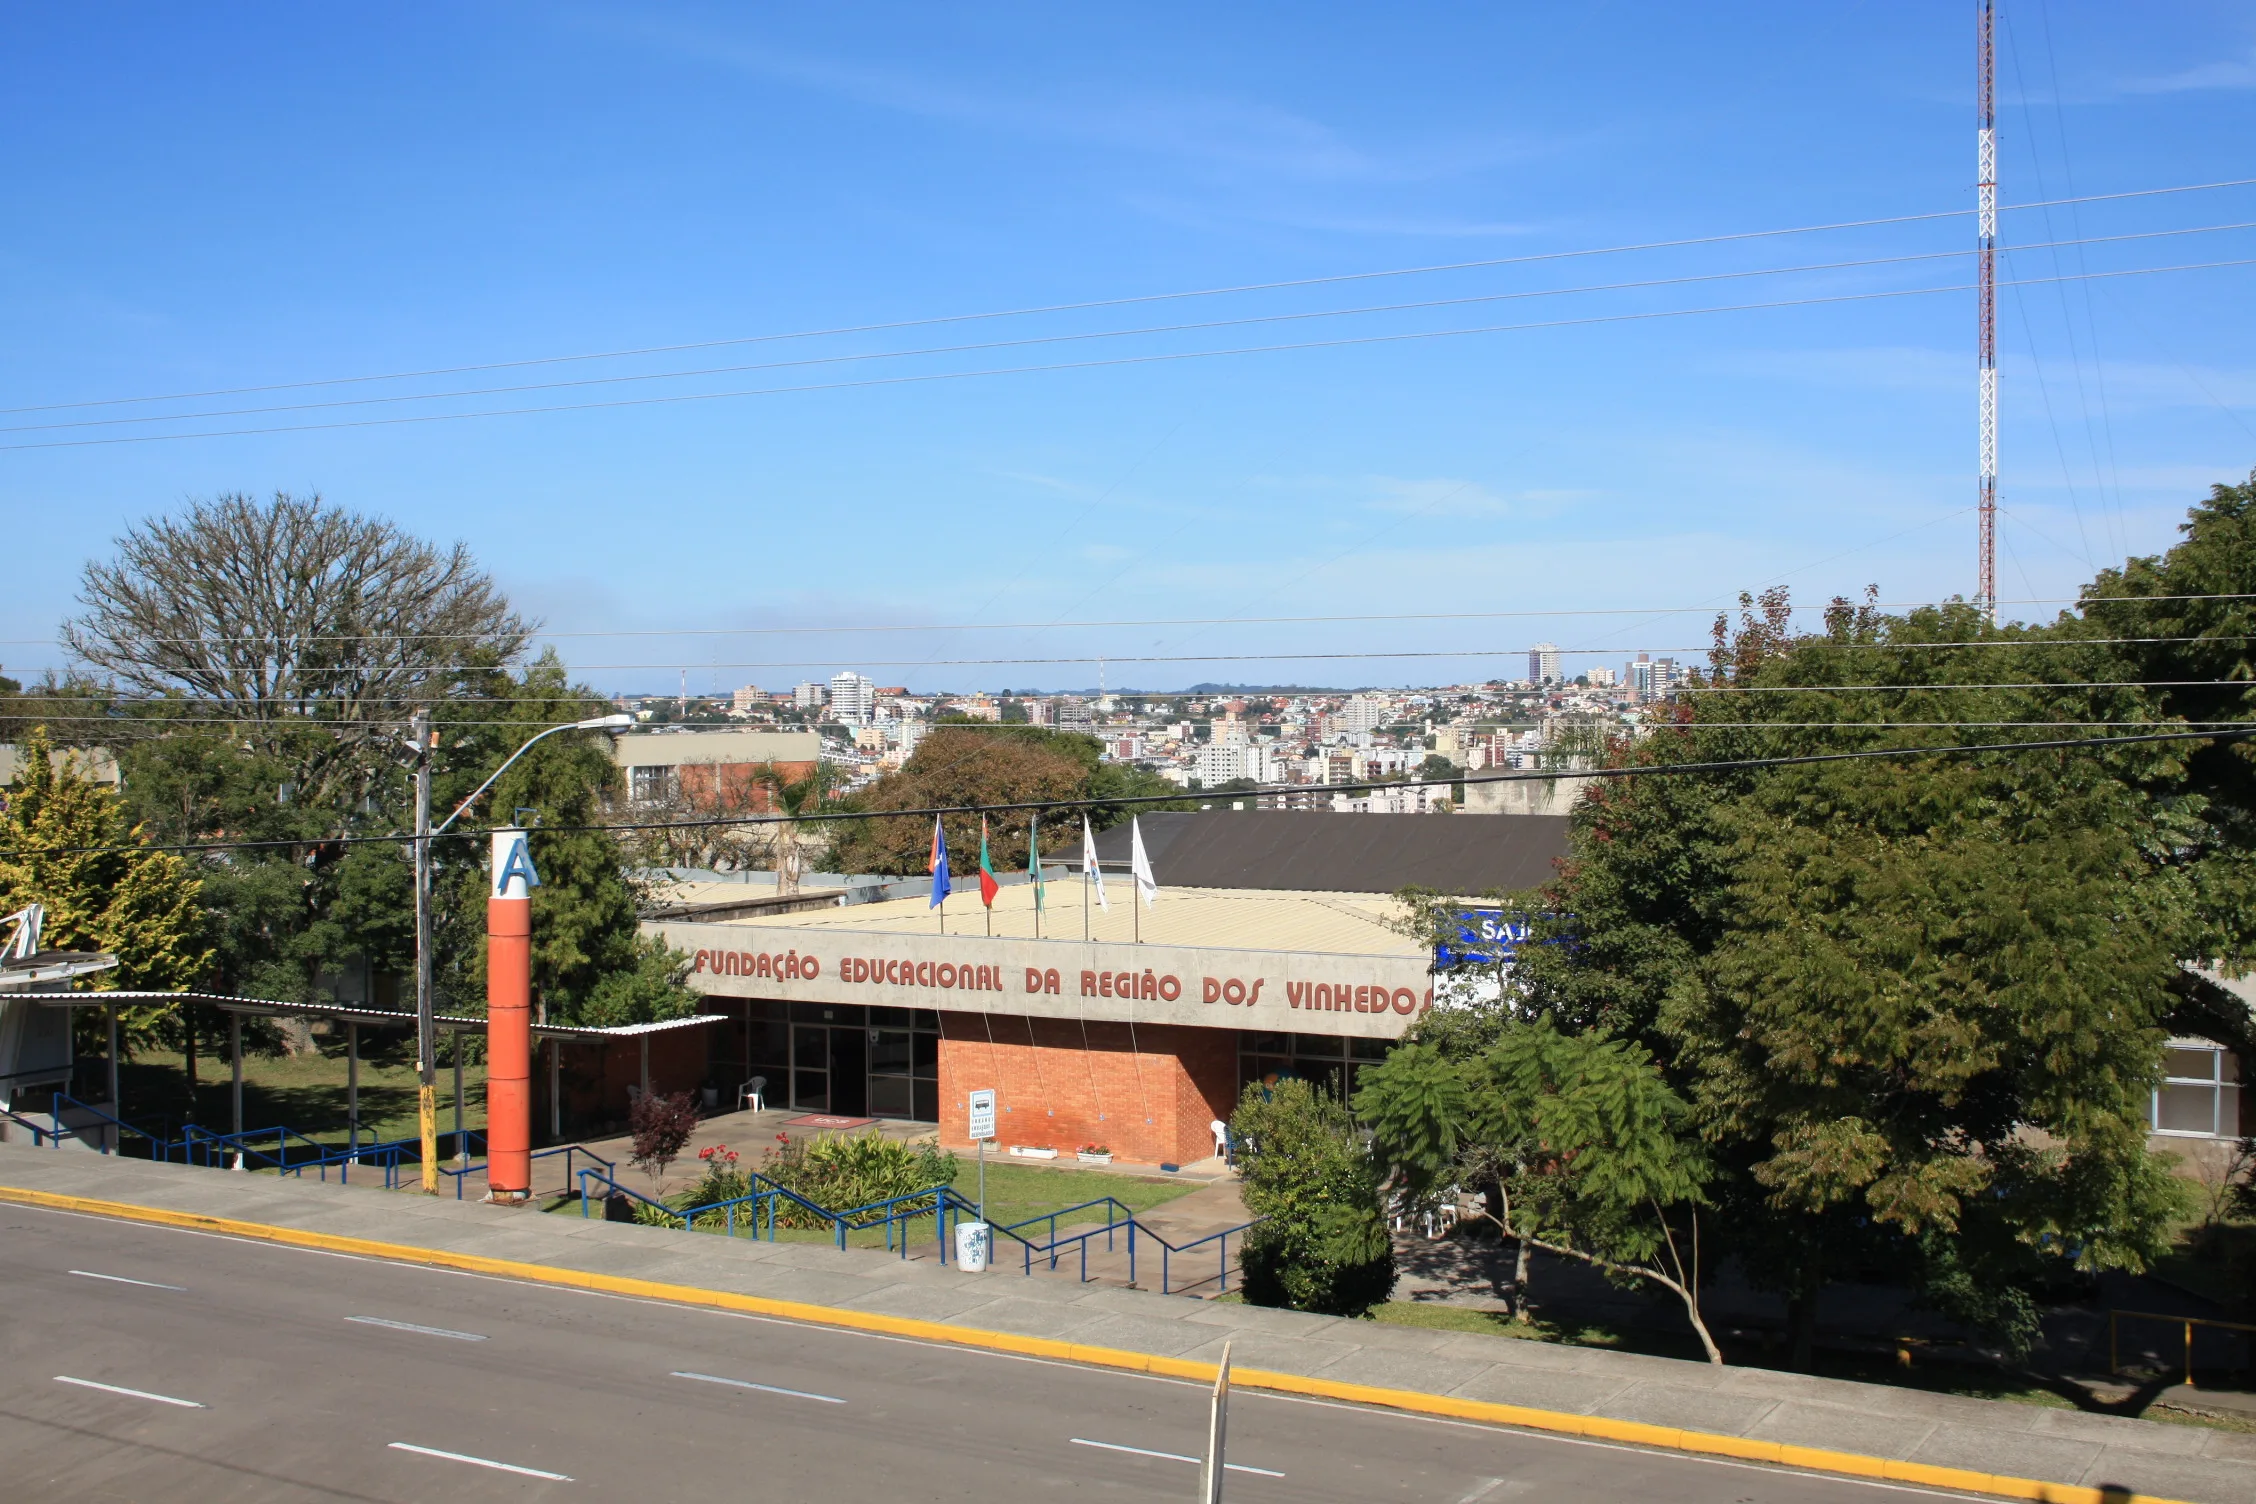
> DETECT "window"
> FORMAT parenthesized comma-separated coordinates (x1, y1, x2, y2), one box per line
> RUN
(2150, 1042, 2243, 1139)
(628, 765, 677, 804)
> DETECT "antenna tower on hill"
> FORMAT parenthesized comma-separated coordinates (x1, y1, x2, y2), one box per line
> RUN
(1976, 0, 1999, 618)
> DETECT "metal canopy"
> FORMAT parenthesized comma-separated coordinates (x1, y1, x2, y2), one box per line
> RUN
(37, 989, 728, 1043)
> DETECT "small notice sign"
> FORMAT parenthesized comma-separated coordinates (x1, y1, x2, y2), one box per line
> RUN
(967, 1088, 996, 1142)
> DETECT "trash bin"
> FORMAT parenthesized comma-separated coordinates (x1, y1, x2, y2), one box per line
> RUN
(955, 1221, 991, 1272)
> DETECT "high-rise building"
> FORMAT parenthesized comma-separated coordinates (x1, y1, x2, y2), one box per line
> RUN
(1528, 642, 1562, 685)
(1586, 665, 1617, 689)
(793, 681, 827, 711)
(1337, 694, 1388, 735)
(731, 684, 765, 714)
(828, 671, 877, 724)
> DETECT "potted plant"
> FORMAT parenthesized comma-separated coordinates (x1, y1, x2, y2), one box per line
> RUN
(1077, 1143, 1113, 1165)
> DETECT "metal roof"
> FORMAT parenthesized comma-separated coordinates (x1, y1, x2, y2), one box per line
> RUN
(31, 991, 726, 1041)
(692, 881, 1423, 959)
(1076, 811, 1569, 896)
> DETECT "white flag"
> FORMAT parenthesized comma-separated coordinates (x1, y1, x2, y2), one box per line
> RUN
(1081, 815, 1109, 911)
(1130, 817, 1157, 908)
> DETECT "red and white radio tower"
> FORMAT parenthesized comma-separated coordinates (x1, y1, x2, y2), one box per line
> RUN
(1976, 0, 1998, 616)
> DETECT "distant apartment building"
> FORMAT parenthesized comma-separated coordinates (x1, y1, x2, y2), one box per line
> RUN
(731, 684, 765, 715)
(828, 671, 877, 724)
(1629, 656, 1684, 699)
(1585, 665, 1617, 689)
(793, 681, 827, 711)
(954, 695, 1001, 723)
(1337, 694, 1389, 736)
(1528, 642, 1562, 685)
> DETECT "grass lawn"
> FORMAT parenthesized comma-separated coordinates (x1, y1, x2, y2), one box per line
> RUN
(938, 1155, 1201, 1231)
(90, 1034, 485, 1151)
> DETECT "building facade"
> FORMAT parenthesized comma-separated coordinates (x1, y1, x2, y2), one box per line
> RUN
(649, 813, 1570, 1165)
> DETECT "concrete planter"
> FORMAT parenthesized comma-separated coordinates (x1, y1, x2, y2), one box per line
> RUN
(1076, 1152, 1112, 1165)
(1008, 1145, 1058, 1160)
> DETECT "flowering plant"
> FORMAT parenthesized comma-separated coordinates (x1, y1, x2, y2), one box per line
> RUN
(1079, 1143, 1111, 1156)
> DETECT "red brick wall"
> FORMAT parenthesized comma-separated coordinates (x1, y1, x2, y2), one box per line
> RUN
(936, 1011, 1238, 1165)
(675, 760, 819, 813)
(535, 1027, 713, 1140)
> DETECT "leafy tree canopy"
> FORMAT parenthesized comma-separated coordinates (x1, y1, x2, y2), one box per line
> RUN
(829, 726, 1191, 875)
(0, 728, 210, 1049)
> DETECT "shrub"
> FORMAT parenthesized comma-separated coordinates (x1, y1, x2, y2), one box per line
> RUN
(1231, 1079, 1395, 1315)
(629, 1090, 700, 1191)
(683, 1143, 756, 1225)
(760, 1131, 956, 1228)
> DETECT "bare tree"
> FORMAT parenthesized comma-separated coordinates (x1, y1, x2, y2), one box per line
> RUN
(65, 492, 529, 803)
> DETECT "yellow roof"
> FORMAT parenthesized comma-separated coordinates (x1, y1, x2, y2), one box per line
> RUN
(706, 882, 1423, 959)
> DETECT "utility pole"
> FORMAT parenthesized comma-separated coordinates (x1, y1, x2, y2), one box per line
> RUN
(1976, 0, 1998, 619)
(412, 709, 439, 1194)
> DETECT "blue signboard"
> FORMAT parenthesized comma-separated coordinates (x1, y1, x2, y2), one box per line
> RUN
(1434, 908, 1534, 969)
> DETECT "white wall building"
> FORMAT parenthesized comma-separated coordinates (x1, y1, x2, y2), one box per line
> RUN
(828, 671, 877, 724)
(794, 681, 827, 711)
(1528, 642, 1562, 685)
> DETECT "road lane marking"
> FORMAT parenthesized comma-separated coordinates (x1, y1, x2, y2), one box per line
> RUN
(387, 1443, 572, 1481)
(671, 1370, 846, 1404)
(53, 1375, 204, 1408)
(68, 1269, 186, 1290)
(1, 1191, 2139, 1504)
(1070, 1437, 1284, 1478)
(347, 1315, 487, 1341)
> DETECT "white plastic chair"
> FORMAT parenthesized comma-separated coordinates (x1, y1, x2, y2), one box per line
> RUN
(738, 1076, 767, 1112)
(1210, 1119, 1229, 1160)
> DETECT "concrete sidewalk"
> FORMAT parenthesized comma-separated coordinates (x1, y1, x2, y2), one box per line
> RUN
(1, 1145, 2248, 1504)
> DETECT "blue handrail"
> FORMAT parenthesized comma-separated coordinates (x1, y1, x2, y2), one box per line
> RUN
(49, 1092, 179, 1158)
(1, 1104, 65, 1147)
(439, 1141, 605, 1201)
(563, 1165, 1256, 1293)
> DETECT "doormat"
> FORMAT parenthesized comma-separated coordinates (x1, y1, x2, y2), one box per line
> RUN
(782, 1114, 877, 1130)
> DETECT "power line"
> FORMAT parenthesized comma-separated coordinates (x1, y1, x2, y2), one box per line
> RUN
(9, 592, 2250, 652)
(10, 633, 2256, 683)
(9, 725, 2249, 862)
(12, 174, 2252, 419)
(15, 220, 2252, 438)
(7, 256, 2251, 453)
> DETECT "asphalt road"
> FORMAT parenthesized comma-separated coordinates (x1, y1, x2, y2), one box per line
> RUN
(0, 1203, 1980, 1504)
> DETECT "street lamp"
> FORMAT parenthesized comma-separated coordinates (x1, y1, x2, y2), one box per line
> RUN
(411, 712, 633, 1193)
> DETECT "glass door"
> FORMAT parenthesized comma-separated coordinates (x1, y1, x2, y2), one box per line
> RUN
(791, 1025, 829, 1111)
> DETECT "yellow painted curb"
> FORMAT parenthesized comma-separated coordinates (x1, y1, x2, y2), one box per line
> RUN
(1, 1183, 2189, 1504)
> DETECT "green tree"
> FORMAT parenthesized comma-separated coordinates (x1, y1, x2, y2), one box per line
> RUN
(0, 729, 211, 1050)
(1230, 1079, 1395, 1315)
(579, 936, 699, 1028)
(1496, 583, 2201, 1365)
(434, 652, 643, 1023)
(1357, 1018, 1720, 1361)
(829, 726, 1191, 876)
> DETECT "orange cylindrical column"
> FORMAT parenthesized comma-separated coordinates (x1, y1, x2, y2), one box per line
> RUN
(486, 827, 535, 1201)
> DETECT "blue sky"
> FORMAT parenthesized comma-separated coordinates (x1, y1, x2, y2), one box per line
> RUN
(3, 3, 2252, 693)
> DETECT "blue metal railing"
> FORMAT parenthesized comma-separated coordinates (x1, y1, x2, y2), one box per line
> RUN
(996, 1197, 1261, 1295)
(1, 1104, 66, 1146)
(439, 1140, 611, 1201)
(567, 1168, 1256, 1295)
(48, 1092, 180, 1158)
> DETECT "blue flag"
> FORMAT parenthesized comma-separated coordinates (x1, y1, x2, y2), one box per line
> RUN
(928, 815, 952, 908)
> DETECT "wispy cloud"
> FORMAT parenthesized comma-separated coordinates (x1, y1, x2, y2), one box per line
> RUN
(2118, 46, 2256, 93)
(572, 11, 1541, 187)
